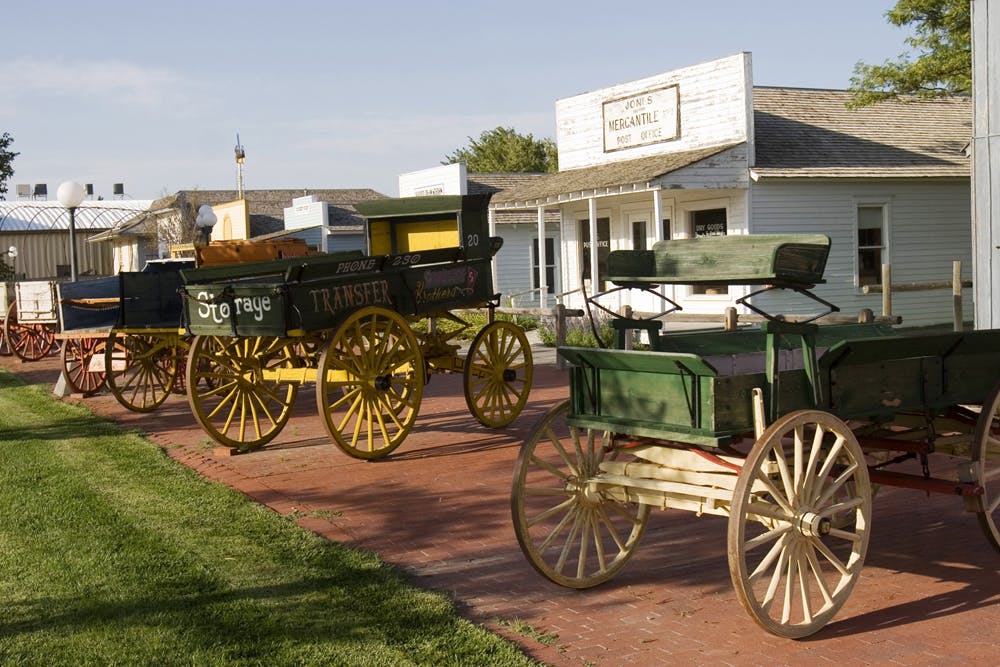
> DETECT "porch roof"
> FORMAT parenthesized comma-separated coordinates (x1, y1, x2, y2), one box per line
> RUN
(490, 144, 739, 209)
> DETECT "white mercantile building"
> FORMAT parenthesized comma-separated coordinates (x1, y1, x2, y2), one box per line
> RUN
(487, 53, 971, 328)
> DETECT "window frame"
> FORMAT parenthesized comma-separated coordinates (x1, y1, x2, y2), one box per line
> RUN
(854, 200, 890, 288)
(531, 236, 557, 296)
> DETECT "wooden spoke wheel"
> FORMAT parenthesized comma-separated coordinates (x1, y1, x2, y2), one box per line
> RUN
(105, 332, 181, 413)
(316, 306, 424, 460)
(728, 410, 872, 638)
(186, 335, 299, 451)
(972, 381, 1000, 553)
(4, 302, 56, 362)
(511, 399, 650, 588)
(60, 336, 109, 395)
(463, 320, 533, 428)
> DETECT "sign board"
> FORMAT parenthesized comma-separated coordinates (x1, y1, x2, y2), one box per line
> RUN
(603, 84, 680, 152)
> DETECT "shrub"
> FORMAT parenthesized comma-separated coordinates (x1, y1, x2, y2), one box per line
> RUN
(409, 311, 539, 341)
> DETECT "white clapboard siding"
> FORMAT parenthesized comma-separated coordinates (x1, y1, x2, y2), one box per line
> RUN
(493, 223, 561, 309)
(750, 180, 972, 328)
(658, 144, 750, 190)
(556, 53, 752, 170)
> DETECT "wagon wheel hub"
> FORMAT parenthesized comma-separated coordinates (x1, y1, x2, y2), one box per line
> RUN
(373, 374, 393, 391)
(575, 479, 605, 507)
(502, 368, 517, 383)
(795, 511, 831, 538)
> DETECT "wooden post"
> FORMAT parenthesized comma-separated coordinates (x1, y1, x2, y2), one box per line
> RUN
(858, 308, 874, 323)
(881, 264, 892, 317)
(724, 306, 738, 331)
(953, 260, 963, 331)
(553, 304, 567, 370)
(622, 305, 633, 350)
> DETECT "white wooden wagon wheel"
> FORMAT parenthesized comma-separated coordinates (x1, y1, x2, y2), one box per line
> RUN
(727, 409, 872, 638)
(971, 380, 1000, 553)
(463, 320, 533, 428)
(316, 306, 425, 460)
(185, 335, 299, 451)
(511, 399, 650, 588)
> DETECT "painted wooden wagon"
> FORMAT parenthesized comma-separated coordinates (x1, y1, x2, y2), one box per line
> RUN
(55, 240, 315, 407)
(178, 194, 533, 458)
(510, 234, 1000, 638)
(55, 260, 195, 408)
(3, 280, 60, 361)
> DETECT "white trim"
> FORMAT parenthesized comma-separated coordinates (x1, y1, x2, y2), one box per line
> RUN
(852, 197, 892, 290)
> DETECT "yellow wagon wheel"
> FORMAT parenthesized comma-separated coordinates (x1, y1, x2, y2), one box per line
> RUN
(511, 399, 650, 588)
(728, 409, 872, 639)
(972, 380, 1000, 553)
(105, 332, 181, 412)
(463, 320, 533, 428)
(316, 306, 424, 460)
(60, 336, 108, 395)
(186, 335, 298, 451)
(4, 302, 56, 362)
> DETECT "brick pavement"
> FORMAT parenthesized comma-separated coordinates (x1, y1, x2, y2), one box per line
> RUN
(3, 350, 1000, 666)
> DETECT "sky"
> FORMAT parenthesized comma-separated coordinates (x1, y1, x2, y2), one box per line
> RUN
(1, 0, 915, 202)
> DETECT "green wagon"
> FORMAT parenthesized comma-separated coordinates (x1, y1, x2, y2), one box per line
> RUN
(179, 194, 533, 459)
(510, 234, 1000, 638)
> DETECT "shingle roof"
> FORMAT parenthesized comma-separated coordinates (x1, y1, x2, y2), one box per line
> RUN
(491, 145, 738, 208)
(491, 88, 971, 209)
(147, 188, 386, 237)
(752, 87, 971, 178)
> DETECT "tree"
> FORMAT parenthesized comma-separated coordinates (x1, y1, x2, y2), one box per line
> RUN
(849, 0, 971, 107)
(444, 126, 558, 173)
(0, 132, 18, 200)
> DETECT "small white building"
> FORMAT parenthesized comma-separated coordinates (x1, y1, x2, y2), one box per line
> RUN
(491, 53, 972, 327)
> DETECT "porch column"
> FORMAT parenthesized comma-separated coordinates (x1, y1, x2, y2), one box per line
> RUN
(653, 189, 664, 242)
(536, 205, 547, 306)
(588, 197, 599, 296)
(488, 207, 497, 294)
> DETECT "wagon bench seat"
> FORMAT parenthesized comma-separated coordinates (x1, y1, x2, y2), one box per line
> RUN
(607, 234, 831, 287)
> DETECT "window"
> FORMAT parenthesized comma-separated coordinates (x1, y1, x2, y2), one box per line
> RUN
(662, 218, 672, 241)
(632, 220, 648, 251)
(691, 208, 728, 295)
(857, 204, 886, 286)
(579, 218, 611, 292)
(532, 237, 555, 295)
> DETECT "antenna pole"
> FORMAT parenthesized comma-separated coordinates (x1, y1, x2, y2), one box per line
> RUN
(235, 133, 246, 199)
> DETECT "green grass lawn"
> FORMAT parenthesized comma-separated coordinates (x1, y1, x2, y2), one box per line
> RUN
(0, 370, 540, 666)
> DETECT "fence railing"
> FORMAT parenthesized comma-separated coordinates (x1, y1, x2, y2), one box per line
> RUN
(861, 260, 970, 331)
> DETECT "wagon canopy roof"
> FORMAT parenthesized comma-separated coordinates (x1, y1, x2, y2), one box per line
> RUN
(355, 194, 488, 219)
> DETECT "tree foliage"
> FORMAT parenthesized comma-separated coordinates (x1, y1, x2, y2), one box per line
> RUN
(444, 126, 558, 173)
(849, 0, 971, 107)
(0, 132, 18, 200)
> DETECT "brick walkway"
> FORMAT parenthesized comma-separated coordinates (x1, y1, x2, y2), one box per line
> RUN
(3, 351, 1000, 666)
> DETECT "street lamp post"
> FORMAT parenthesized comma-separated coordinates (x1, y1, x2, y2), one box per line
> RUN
(57, 181, 86, 282)
(7, 246, 17, 279)
(194, 204, 218, 247)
